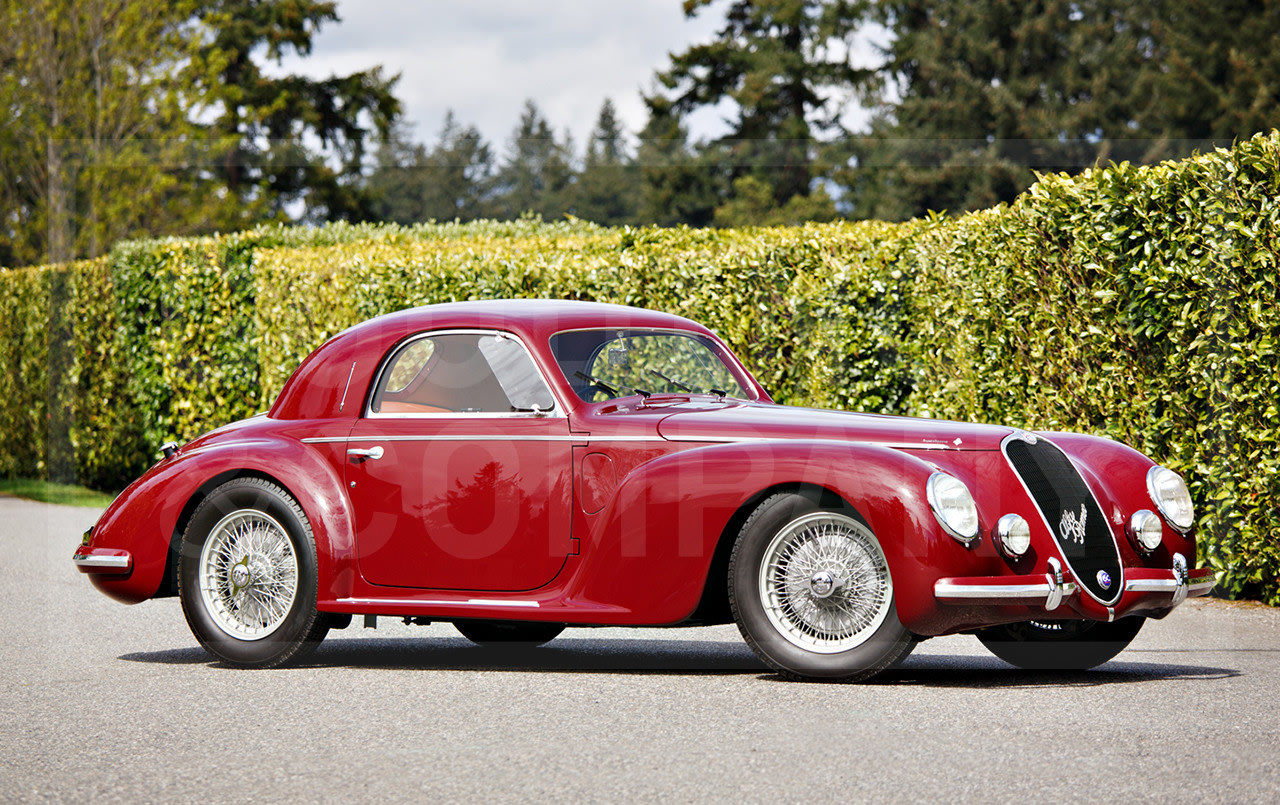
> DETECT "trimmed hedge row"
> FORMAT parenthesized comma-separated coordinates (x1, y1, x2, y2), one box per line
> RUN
(907, 133, 1280, 602)
(1, 131, 1277, 602)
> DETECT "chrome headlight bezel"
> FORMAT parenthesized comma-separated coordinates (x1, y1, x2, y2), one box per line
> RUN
(1146, 466, 1194, 534)
(1126, 509, 1164, 553)
(927, 471, 980, 545)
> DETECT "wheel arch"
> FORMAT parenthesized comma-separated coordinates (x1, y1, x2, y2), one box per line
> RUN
(158, 468, 300, 598)
(688, 481, 865, 624)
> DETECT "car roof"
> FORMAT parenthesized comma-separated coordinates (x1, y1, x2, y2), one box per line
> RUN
(269, 299, 722, 420)
(346, 299, 714, 342)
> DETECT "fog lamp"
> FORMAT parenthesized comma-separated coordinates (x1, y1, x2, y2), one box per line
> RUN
(994, 513, 1031, 557)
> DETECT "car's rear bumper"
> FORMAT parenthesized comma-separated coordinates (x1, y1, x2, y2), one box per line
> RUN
(72, 546, 133, 574)
(935, 553, 1213, 614)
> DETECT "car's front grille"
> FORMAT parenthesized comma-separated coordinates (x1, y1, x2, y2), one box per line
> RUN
(1003, 435, 1123, 604)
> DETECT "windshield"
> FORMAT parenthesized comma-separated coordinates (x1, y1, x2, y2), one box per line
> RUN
(549, 329, 754, 402)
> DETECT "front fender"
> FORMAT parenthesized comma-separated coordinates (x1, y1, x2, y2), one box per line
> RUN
(1044, 431, 1197, 568)
(563, 439, 958, 626)
(83, 434, 354, 605)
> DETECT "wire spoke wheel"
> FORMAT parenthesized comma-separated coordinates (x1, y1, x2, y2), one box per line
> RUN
(758, 511, 893, 654)
(198, 509, 300, 641)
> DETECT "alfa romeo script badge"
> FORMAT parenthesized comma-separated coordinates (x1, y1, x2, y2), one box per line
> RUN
(1097, 570, 1113, 589)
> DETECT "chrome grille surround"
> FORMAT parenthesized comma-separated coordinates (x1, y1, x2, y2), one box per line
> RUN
(1000, 431, 1124, 605)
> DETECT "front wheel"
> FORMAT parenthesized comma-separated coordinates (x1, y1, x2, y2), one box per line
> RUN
(976, 617, 1145, 670)
(729, 493, 915, 682)
(178, 478, 329, 668)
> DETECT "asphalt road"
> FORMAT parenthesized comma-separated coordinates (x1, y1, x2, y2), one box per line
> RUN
(3, 496, 1278, 804)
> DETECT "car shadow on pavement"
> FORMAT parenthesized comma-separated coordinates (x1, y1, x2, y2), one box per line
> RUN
(120, 637, 1241, 684)
(868, 653, 1242, 688)
(122, 636, 771, 675)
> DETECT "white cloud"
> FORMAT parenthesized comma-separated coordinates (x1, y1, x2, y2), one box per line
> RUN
(271, 0, 730, 155)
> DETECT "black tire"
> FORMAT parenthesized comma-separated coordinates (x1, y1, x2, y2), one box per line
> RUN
(178, 477, 329, 668)
(976, 617, 1145, 670)
(729, 493, 914, 682)
(454, 620, 565, 647)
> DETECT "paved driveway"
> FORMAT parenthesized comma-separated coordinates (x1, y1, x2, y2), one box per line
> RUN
(3, 496, 1277, 803)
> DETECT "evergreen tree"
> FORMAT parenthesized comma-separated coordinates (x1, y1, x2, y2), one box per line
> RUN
(647, 0, 870, 219)
(570, 99, 640, 225)
(367, 113, 495, 224)
(849, 0, 1280, 219)
(194, 0, 401, 224)
(1140, 0, 1280, 142)
(635, 97, 722, 227)
(494, 100, 574, 220)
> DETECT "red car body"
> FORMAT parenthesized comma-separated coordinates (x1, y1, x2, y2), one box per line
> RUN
(75, 300, 1213, 679)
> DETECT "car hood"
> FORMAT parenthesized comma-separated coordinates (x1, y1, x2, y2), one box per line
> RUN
(655, 401, 1011, 451)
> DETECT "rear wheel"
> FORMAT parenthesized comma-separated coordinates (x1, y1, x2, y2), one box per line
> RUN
(454, 620, 565, 647)
(178, 478, 329, 668)
(976, 617, 1145, 670)
(729, 493, 914, 682)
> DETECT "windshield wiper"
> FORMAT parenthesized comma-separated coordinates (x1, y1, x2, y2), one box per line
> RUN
(575, 371, 650, 399)
(575, 371, 619, 396)
(648, 368, 692, 392)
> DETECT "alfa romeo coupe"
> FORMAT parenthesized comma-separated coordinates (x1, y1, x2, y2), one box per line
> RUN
(75, 300, 1213, 680)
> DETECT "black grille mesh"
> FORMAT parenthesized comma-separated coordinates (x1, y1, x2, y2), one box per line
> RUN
(1004, 437, 1122, 604)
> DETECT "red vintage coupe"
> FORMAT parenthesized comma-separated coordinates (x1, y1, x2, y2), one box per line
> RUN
(74, 300, 1213, 680)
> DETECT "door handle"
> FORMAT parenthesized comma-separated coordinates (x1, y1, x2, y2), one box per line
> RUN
(347, 446, 384, 461)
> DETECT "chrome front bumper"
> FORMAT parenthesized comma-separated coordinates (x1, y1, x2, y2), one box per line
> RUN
(935, 553, 1214, 612)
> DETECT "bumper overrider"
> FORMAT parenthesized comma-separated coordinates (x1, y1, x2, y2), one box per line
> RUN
(935, 553, 1214, 615)
(73, 545, 132, 574)
(73, 527, 132, 575)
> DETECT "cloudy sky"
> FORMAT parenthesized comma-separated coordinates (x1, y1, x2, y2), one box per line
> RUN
(273, 0, 736, 154)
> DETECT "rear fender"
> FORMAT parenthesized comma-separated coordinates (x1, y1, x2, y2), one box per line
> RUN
(84, 438, 354, 604)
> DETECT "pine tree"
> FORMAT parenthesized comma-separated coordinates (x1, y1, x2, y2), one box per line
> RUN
(494, 100, 574, 220)
(194, 0, 401, 224)
(848, 0, 1280, 219)
(570, 99, 640, 225)
(646, 0, 870, 219)
(367, 113, 495, 224)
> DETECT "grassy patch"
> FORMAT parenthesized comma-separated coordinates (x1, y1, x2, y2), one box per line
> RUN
(0, 479, 115, 508)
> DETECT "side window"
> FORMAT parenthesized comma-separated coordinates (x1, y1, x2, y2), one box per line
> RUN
(383, 339, 435, 393)
(479, 335, 556, 411)
(371, 332, 555, 415)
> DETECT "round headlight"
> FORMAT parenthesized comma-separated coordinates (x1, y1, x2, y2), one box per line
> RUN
(927, 472, 979, 544)
(1147, 466, 1194, 533)
(993, 513, 1031, 557)
(1127, 509, 1164, 553)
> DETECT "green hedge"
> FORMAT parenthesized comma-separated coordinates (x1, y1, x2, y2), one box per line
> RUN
(906, 133, 1280, 601)
(1, 131, 1277, 602)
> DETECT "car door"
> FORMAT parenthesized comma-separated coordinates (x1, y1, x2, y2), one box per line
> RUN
(346, 329, 576, 592)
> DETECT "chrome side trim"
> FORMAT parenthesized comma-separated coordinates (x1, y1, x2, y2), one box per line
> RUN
(302, 433, 981, 449)
(336, 597, 539, 608)
(303, 435, 590, 445)
(73, 553, 130, 569)
(661, 433, 952, 450)
(338, 361, 356, 412)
